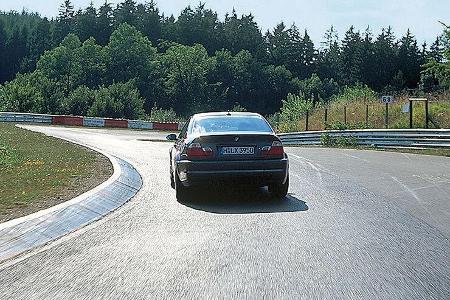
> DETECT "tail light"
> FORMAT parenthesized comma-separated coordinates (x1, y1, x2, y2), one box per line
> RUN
(262, 141, 284, 156)
(186, 143, 213, 157)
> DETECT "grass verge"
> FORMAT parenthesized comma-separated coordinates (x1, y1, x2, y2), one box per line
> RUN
(0, 123, 113, 222)
(287, 144, 450, 157)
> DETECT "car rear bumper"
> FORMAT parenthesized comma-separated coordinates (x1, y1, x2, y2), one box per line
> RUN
(176, 157, 289, 187)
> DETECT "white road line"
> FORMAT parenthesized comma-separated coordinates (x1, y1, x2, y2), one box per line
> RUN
(391, 176, 433, 217)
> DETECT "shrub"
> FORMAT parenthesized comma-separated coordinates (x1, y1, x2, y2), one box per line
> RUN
(0, 72, 44, 113)
(320, 131, 357, 147)
(88, 81, 144, 119)
(320, 132, 332, 146)
(62, 85, 94, 116)
(276, 93, 313, 132)
(148, 104, 178, 122)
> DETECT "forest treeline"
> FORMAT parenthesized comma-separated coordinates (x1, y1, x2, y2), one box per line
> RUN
(0, 0, 448, 119)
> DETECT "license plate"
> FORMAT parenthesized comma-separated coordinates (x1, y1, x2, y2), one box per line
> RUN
(221, 146, 255, 155)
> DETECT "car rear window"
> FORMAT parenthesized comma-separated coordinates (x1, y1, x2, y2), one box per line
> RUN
(191, 115, 273, 134)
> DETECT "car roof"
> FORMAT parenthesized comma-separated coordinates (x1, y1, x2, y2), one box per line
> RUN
(192, 112, 264, 119)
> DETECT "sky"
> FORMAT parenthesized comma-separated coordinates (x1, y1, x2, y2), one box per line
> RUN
(0, 0, 448, 45)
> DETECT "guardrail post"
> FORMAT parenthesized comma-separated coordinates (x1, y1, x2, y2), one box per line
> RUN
(409, 100, 413, 129)
(324, 108, 328, 129)
(305, 110, 309, 131)
(425, 100, 429, 129)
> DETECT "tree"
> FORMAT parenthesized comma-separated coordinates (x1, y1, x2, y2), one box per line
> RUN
(423, 25, 450, 88)
(209, 49, 254, 110)
(36, 34, 82, 95)
(138, 1, 162, 45)
(75, 37, 106, 88)
(161, 43, 213, 114)
(397, 29, 422, 88)
(293, 73, 339, 106)
(88, 80, 144, 119)
(54, 0, 75, 44)
(96, 1, 114, 45)
(429, 37, 443, 63)
(223, 10, 265, 59)
(113, 0, 138, 27)
(21, 17, 53, 72)
(104, 23, 157, 83)
(266, 22, 291, 66)
(0, 19, 8, 83)
(360, 27, 376, 87)
(0, 72, 44, 112)
(341, 26, 364, 85)
(0, 70, 64, 114)
(75, 2, 97, 42)
(62, 85, 94, 115)
(372, 27, 397, 90)
(317, 26, 342, 82)
(297, 30, 316, 79)
(175, 3, 222, 54)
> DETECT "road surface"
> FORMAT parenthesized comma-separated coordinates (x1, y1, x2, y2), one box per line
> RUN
(1, 125, 449, 299)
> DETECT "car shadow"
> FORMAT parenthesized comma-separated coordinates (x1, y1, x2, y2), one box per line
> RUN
(180, 186, 308, 214)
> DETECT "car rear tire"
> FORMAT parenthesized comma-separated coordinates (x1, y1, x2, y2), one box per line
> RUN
(268, 177, 289, 199)
(175, 171, 189, 202)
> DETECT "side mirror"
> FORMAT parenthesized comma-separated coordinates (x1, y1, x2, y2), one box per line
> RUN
(166, 133, 177, 141)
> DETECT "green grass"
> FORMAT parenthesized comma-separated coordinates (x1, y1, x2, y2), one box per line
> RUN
(288, 144, 450, 157)
(0, 123, 101, 215)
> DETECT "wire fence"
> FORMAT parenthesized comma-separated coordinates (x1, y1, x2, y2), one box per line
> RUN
(297, 98, 450, 131)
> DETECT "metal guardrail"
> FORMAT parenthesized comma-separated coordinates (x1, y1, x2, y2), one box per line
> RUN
(0, 112, 52, 124)
(0, 112, 180, 130)
(278, 129, 450, 148)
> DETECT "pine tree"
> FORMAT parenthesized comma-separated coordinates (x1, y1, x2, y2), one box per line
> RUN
(138, 1, 162, 44)
(266, 22, 290, 66)
(114, 0, 138, 27)
(96, 1, 113, 45)
(372, 26, 397, 89)
(429, 37, 443, 62)
(54, 0, 75, 44)
(397, 29, 422, 88)
(317, 26, 341, 82)
(341, 26, 363, 85)
(75, 2, 97, 42)
(0, 19, 7, 83)
(360, 26, 375, 86)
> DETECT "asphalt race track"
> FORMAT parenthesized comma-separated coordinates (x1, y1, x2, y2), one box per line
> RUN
(1, 125, 449, 299)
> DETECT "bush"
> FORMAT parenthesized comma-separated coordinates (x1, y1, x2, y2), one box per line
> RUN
(62, 85, 94, 116)
(331, 84, 377, 103)
(320, 132, 357, 147)
(0, 72, 44, 113)
(148, 104, 178, 122)
(320, 132, 332, 146)
(276, 93, 313, 132)
(88, 81, 144, 119)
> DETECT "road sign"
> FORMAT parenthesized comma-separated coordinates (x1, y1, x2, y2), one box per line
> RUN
(381, 95, 394, 104)
(401, 103, 410, 113)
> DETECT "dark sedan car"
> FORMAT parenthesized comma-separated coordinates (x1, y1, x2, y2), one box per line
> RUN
(167, 112, 289, 201)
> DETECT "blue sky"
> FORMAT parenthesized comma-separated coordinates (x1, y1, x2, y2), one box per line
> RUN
(1, 0, 447, 45)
